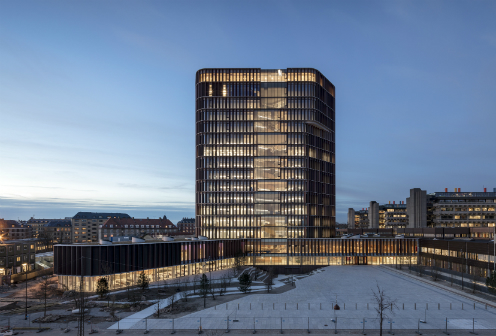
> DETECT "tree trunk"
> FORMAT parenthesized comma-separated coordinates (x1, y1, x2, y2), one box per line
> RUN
(379, 313, 383, 336)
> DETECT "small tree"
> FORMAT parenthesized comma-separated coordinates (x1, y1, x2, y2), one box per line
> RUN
(156, 299, 161, 318)
(96, 277, 109, 299)
(233, 250, 245, 274)
(137, 271, 150, 292)
(36, 276, 57, 317)
(238, 272, 252, 293)
(227, 267, 236, 280)
(109, 295, 117, 320)
(199, 273, 209, 308)
(209, 277, 217, 300)
(486, 270, 496, 294)
(193, 274, 200, 294)
(372, 284, 397, 336)
(180, 282, 189, 302)
(168, 292, 176, 311)
(219, 274, 230, 296)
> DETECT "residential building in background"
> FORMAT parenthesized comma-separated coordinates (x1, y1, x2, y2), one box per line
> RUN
(196, 68, 336, 242)
(98, 217, 177, 240)
(0, 219, 32, 240)
(177, 217, 195, 234)
(27, 217, 71, 238)
(72, 212, 131, 243)
(43, 220, 72, 244)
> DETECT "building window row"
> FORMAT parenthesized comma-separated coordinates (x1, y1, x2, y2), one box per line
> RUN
(199, 109, 333, 124)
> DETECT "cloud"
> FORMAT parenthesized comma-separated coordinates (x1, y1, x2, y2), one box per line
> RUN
(117, 183, 192, 191)
(0, 196, 194, 223)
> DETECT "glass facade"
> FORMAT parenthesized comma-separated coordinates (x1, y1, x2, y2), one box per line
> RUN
(196, 68, 336, 254)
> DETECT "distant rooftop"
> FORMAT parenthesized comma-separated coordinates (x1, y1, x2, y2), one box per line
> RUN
(73, 212, 131, 219)
(178, 217, 195, 223)
(44, 220, 72, 228)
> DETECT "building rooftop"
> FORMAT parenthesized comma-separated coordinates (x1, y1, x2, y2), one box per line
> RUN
(27, 217, 67, 224)
(178, 217, 195, 223)
(101, 217, 176, 229)
(0, 219, 29, 229)
(44, 220, 72, 228)
(73, 212, 131, 219)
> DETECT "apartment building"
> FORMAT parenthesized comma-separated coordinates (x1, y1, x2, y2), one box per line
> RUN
(177, 217, 195, 234)
(72, 212, 131, 243)
(27, 217, 71, 238)
(0, 219, 32, 240)
(44, 220, 72, 244)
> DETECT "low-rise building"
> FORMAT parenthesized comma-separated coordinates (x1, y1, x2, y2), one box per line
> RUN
(177, 217, 195, 235)
(0, 240, 37, 276)
(72, 212, 131, 243)
(98, 217, 177, 240)
(0, 219, 32, 240)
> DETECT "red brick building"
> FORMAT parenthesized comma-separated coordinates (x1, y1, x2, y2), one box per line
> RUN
(98, 217, 178, 240)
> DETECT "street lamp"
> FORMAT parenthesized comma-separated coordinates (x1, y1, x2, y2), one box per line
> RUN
(207, 256, 212, 283)
(460, 249, 464, 290)
(23, 263, 28, 320)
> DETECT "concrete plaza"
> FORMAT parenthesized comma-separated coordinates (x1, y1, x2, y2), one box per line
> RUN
(111, 265, 496, 331)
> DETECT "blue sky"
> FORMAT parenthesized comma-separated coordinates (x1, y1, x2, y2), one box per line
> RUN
(1, 0, 495, 224)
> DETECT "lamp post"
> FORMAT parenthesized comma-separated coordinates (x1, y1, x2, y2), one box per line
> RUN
(461, 249, 464, 290)
(207, 256, 212, 283)
(23, 263, 28, 320)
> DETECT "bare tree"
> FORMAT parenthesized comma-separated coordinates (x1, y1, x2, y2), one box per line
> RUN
(180, 282, 189, 302)
(227, 267, 236, 280)
(219, 274, 230, 296)
(209, 277, 217, 300)
(109, 295, 118, 321)
(417, 265, 424, 277)
(372, 283, 397, 336)
(35, 276, 57, 317)
(265, 267, 276, 293)
(155, 299, 161, 318)
(233, 250, 245, 274)
(431, 261, 439, 281)
(167, 293, 176, 311)
(192, 274, 200, 294)
(38, 228, 54, 250)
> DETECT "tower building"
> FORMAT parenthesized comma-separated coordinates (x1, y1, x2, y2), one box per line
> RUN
(196, 68, 335, 241)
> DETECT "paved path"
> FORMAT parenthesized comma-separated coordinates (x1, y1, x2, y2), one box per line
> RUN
(109, 266, 496, 331)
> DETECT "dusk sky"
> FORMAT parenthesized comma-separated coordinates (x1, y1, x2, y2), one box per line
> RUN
(1, 1, 495, 224)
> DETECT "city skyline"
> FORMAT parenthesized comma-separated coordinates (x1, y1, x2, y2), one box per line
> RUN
(1, 1, 496, 224)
